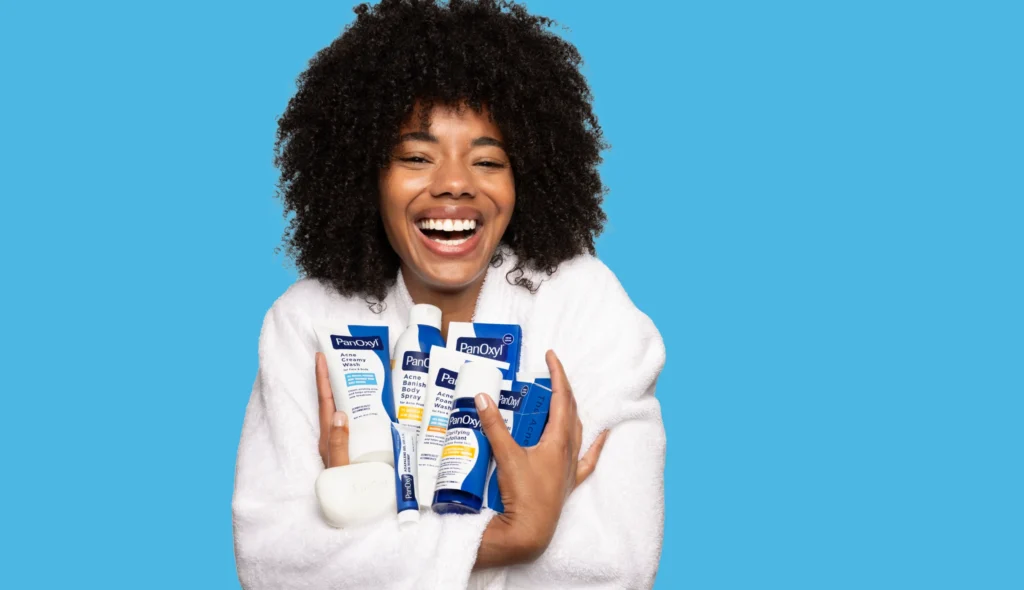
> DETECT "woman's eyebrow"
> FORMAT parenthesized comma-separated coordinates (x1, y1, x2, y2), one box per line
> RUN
(471, 136, 505, 148)
(399, 131, 437, 143)
(397, 131, 504, 149)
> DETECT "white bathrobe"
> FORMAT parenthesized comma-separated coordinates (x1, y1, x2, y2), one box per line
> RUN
(232, 251, 667, 589)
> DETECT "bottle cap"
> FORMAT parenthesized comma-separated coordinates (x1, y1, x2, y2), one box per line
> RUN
(398, 509, 420, 527)
(454, 361, 503, 405)
(409, 304, 442, 330)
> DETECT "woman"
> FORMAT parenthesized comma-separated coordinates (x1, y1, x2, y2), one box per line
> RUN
(232, 1, 666, 588)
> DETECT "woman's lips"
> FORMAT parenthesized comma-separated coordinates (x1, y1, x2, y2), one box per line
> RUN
(414, 205, 483, 224)
(414, 223, 484, 257)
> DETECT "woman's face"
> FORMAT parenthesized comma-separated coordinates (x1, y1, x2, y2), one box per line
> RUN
(380, 102, 515, 293)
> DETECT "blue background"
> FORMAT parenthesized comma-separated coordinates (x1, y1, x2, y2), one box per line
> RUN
(1, 0, 1020, 587)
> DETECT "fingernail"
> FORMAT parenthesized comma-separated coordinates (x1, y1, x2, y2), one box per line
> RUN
(333, 411, 347, 427)
(475, 393, 490, 411)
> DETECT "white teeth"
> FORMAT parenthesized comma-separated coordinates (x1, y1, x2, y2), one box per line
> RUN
(417, 218, 480, 233)
(430, 236, 469, 246)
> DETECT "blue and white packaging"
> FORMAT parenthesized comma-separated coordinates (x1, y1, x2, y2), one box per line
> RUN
(484, 373, 553, 512)
(314, 323, 395, 466)
(415, 347, 509, 508)
(445, 322, 522, 383)
(390, 304, 444, 525)
(432, 362, 504, 515)
(495, 376, 553, 433)
(511, 372, 552, 415)
(391, 304, 445, 427)
(391, 423, 420, 526)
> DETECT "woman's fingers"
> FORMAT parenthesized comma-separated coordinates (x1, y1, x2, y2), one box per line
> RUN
(574, 430, 610, 490)
(475, 393, 520, 466)
(327, 411, 350, 468)
(316, 352, 336, 413)
(565, 411, 582, 492)
(315, 352, 337, 466)
(574, 416, 583, 454)
(317, 353, 349, 468)
(540, 350, 572, 447)
(542, 349, 584, 496)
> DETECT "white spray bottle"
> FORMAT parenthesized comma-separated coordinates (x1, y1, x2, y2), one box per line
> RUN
(390, 304, 444, 526)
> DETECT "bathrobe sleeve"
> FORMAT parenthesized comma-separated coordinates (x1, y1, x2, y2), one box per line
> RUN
(500, 259, 668, 590)
(232, 286, 494, 590)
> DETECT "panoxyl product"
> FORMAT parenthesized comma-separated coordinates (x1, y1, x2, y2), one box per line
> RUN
(432, 362, 504, 514)
(514, 372, 553, 405)
(445, 322, 522, 382)
(415, 347, 509, 509)
(496, 373, 553, 432)
(389, 304, 444, 526)
(485, 372, 553, 512)
(314, 323, 395, 465)
(391, 423, 420, 526)
(391, 304, 445, 426)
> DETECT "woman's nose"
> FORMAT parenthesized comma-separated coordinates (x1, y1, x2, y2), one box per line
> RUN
(430, 159, 475, 199)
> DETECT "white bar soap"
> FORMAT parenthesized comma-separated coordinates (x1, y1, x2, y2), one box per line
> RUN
(315, 462, 397, 528)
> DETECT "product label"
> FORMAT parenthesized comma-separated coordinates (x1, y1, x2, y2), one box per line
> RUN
(523, 384, 552, 416)
(345, 372, 378, 387)
(330, 335, 384, 350)
(446, 324, 521, 382)
(392, 424, 418, 508)
(392, 326, 443, 430)
(423, 368, 458, 436)
(333, 350, 387, 421)
(397, 406, 423, 423)
(512, 412, 549, 448)
(494, 380, 552, 435)
(497, 389, 524, 433)
(498, 390, 524, 412)
(435, 368, 458, 389)
(401, 351, 430, 373)
(319, 324, 394, 429)
(426, 414, 450, 434)
(435, 409, 491, 498)
(394, 351, 431, 426)
(417, 366, 460, 492)
(455, 337, 509, 362)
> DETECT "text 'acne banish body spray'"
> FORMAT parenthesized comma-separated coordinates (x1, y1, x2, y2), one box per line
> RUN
(390, 304, 444, 526)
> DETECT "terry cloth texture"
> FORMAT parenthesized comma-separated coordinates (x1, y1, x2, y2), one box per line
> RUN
(232, 251, 667, 589)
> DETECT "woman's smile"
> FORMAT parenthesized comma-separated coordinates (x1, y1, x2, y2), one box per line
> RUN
(413, 205, 485, 255)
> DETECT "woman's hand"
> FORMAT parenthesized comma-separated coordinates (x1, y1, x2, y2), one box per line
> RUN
(315, 352, 350, 468)
(317, 347, 607, 565)
(475, 350, 610, 568)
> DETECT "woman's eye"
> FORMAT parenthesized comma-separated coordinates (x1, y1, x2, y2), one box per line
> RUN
(399, 156, 429, 164)
(476, 161, 506, 168)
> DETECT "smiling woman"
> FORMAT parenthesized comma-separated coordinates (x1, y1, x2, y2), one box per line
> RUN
(232, 1, 667, 589)
(270, 0, 608, 307)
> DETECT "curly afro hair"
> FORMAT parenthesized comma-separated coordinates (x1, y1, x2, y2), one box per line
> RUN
(274, 0, 609, 303)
